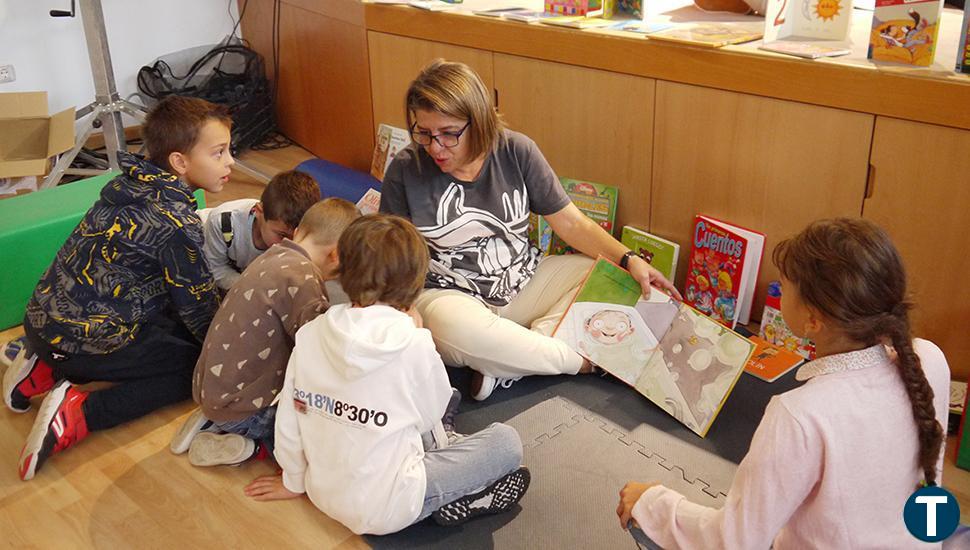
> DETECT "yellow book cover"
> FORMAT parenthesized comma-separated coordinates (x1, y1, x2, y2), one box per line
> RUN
(650, 23, 763, 48)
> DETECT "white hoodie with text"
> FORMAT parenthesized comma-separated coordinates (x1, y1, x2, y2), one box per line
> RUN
(274, 303, 453, 535)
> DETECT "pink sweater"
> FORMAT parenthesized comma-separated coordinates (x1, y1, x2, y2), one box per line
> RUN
(633, 339, 951, 549)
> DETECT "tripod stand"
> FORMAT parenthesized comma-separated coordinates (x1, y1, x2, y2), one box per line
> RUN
(42, 0, 270, 189)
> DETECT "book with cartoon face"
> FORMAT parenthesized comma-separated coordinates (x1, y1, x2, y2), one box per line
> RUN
(553, 258, 755, 436)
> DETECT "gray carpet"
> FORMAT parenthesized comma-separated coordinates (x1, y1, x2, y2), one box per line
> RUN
(366, 368, 802, 549)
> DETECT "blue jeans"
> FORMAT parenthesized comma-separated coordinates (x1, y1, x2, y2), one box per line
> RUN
(212, 406, 277, 452)
(413, 422, 523, 523)
(629, 524, 664, 550)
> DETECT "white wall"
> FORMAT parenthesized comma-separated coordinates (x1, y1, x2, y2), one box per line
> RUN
(0, 0, 240, 116)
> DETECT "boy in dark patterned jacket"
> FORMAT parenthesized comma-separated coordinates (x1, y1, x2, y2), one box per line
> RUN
(4, 96, 232, 480)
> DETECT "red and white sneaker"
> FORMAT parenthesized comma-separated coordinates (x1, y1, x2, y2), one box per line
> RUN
(19, 380, 89, 481)
(3, 349, 57, 413)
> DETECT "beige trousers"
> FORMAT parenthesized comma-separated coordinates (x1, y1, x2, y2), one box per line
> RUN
(415, 254, 594, 379)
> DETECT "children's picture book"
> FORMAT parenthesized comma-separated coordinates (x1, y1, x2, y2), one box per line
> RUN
(356, 188, 382, 215)
(869, 0, 942, 65)
(541, 15, 618, 29)
(744, 335, 805, 382)
(370, 124, 410, 182)
(553, 258, 755, 436)
(649, 23, 764, 48)
(620, 225, 680, 281)
(956, 379, 970, 469)
(958, 3, 970, 73)
(763, 0, 853, 43)
(529, 178, 617, 255)
(613, 21, 674, 34)
(684, 215, 765, 328)
(759, 40, 851, 58)
(604, 0, 643, 19)
(760, 298, 816, 359)
(472, 6, 528, 16)
(545, 0, 603, 16)
(501, 9, 561, 22)
(408, 0, 459, 11)
(549, 178, 618, 254)
(867, 0, 943, 66)
(528, 213, 555, 254)
(950, 379, 967, 435)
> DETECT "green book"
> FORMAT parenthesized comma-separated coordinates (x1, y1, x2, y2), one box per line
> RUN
(620, 225, 680, 281)
(529, 178, 619, 256)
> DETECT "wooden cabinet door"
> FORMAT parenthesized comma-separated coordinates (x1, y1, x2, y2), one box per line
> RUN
(368, 32, 494, 135)
(492, 54, 655, 232)
(243, 0, 375, 171)
(651, 81, 873, 321)
(865, 118, 970, 381)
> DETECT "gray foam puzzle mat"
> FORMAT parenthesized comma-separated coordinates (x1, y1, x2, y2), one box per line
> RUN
(365, 369, 802, 548)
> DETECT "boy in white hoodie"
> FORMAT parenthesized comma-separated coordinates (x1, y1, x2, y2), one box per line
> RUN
(244, 214, 530, 534)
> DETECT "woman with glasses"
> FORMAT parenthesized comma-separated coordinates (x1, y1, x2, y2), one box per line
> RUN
(380, 60, 679, 401)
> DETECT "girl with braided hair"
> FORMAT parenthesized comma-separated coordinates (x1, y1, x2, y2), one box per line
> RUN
(616, 218, 951, 549)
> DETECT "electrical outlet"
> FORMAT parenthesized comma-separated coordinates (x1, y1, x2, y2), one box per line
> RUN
(0, 65, 16, 84)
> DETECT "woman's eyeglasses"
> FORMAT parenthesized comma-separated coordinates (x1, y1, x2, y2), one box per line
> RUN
(410, 122, 470, 148)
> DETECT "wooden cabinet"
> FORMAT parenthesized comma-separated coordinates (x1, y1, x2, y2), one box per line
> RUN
(865, 118, 970, 380)
(650, 81, 874, 320)
(492, 54, 655, 232)
(244, 0, 375, 171)
(367, 32, 494, 135)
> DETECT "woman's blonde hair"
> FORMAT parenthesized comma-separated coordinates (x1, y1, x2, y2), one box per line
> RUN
(405, 59, 505, 162)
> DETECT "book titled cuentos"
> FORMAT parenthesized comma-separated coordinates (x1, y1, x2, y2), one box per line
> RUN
(685, 215, 765, 328)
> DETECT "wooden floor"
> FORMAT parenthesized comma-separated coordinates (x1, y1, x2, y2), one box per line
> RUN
(0, 145, 367, 549)
(3, 144, 970, 547)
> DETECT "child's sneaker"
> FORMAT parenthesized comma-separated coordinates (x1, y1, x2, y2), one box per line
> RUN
(18, 380, 90, 481)
(4, 350, 57, 413)
(469, 372, 522, 402)
(188, 433, 257, 467)
(432, 466, 531, 526)
(441, 388, 461, 434)
(170, 408, 215, 455)
(1, 336, 26, 367)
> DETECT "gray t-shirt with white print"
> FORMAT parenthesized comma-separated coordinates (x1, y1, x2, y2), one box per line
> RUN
(380, 130, 570, 306)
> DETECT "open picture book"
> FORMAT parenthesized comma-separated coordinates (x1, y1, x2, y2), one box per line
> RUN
(553, 258, 755, 436)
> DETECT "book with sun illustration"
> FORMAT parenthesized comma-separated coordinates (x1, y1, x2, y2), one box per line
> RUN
(553, 258, 755, 436)
(763, 0, 853, 45)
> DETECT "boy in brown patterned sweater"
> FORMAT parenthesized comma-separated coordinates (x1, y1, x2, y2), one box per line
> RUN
(171, 198, 360, 466)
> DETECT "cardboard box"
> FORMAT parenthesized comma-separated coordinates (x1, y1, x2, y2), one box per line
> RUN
(0, 92, 75, 179)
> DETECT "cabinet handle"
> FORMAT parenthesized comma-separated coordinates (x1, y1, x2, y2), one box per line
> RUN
(494, 87, 499, 108)
(864, 164, 876, 199)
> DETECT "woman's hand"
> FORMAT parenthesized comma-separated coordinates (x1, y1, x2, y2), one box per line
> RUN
(244, 474, 302, 501)
(617, 481, 659, 529)
(628, 255, 682, 301)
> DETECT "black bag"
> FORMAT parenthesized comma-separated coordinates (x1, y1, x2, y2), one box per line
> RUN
(137, 43, 275, 154)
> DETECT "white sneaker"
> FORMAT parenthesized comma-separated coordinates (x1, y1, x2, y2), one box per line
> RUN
(170, 408, 214, 455)
(187, 433, 255, 467)
(470, 372, 522, 402)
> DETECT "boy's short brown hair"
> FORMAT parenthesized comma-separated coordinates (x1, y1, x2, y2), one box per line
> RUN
(298, 197, 361, 246)
(262, 171, 322, 228)
(338, 215, 429, 310)
(144, 95, 232, 173)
